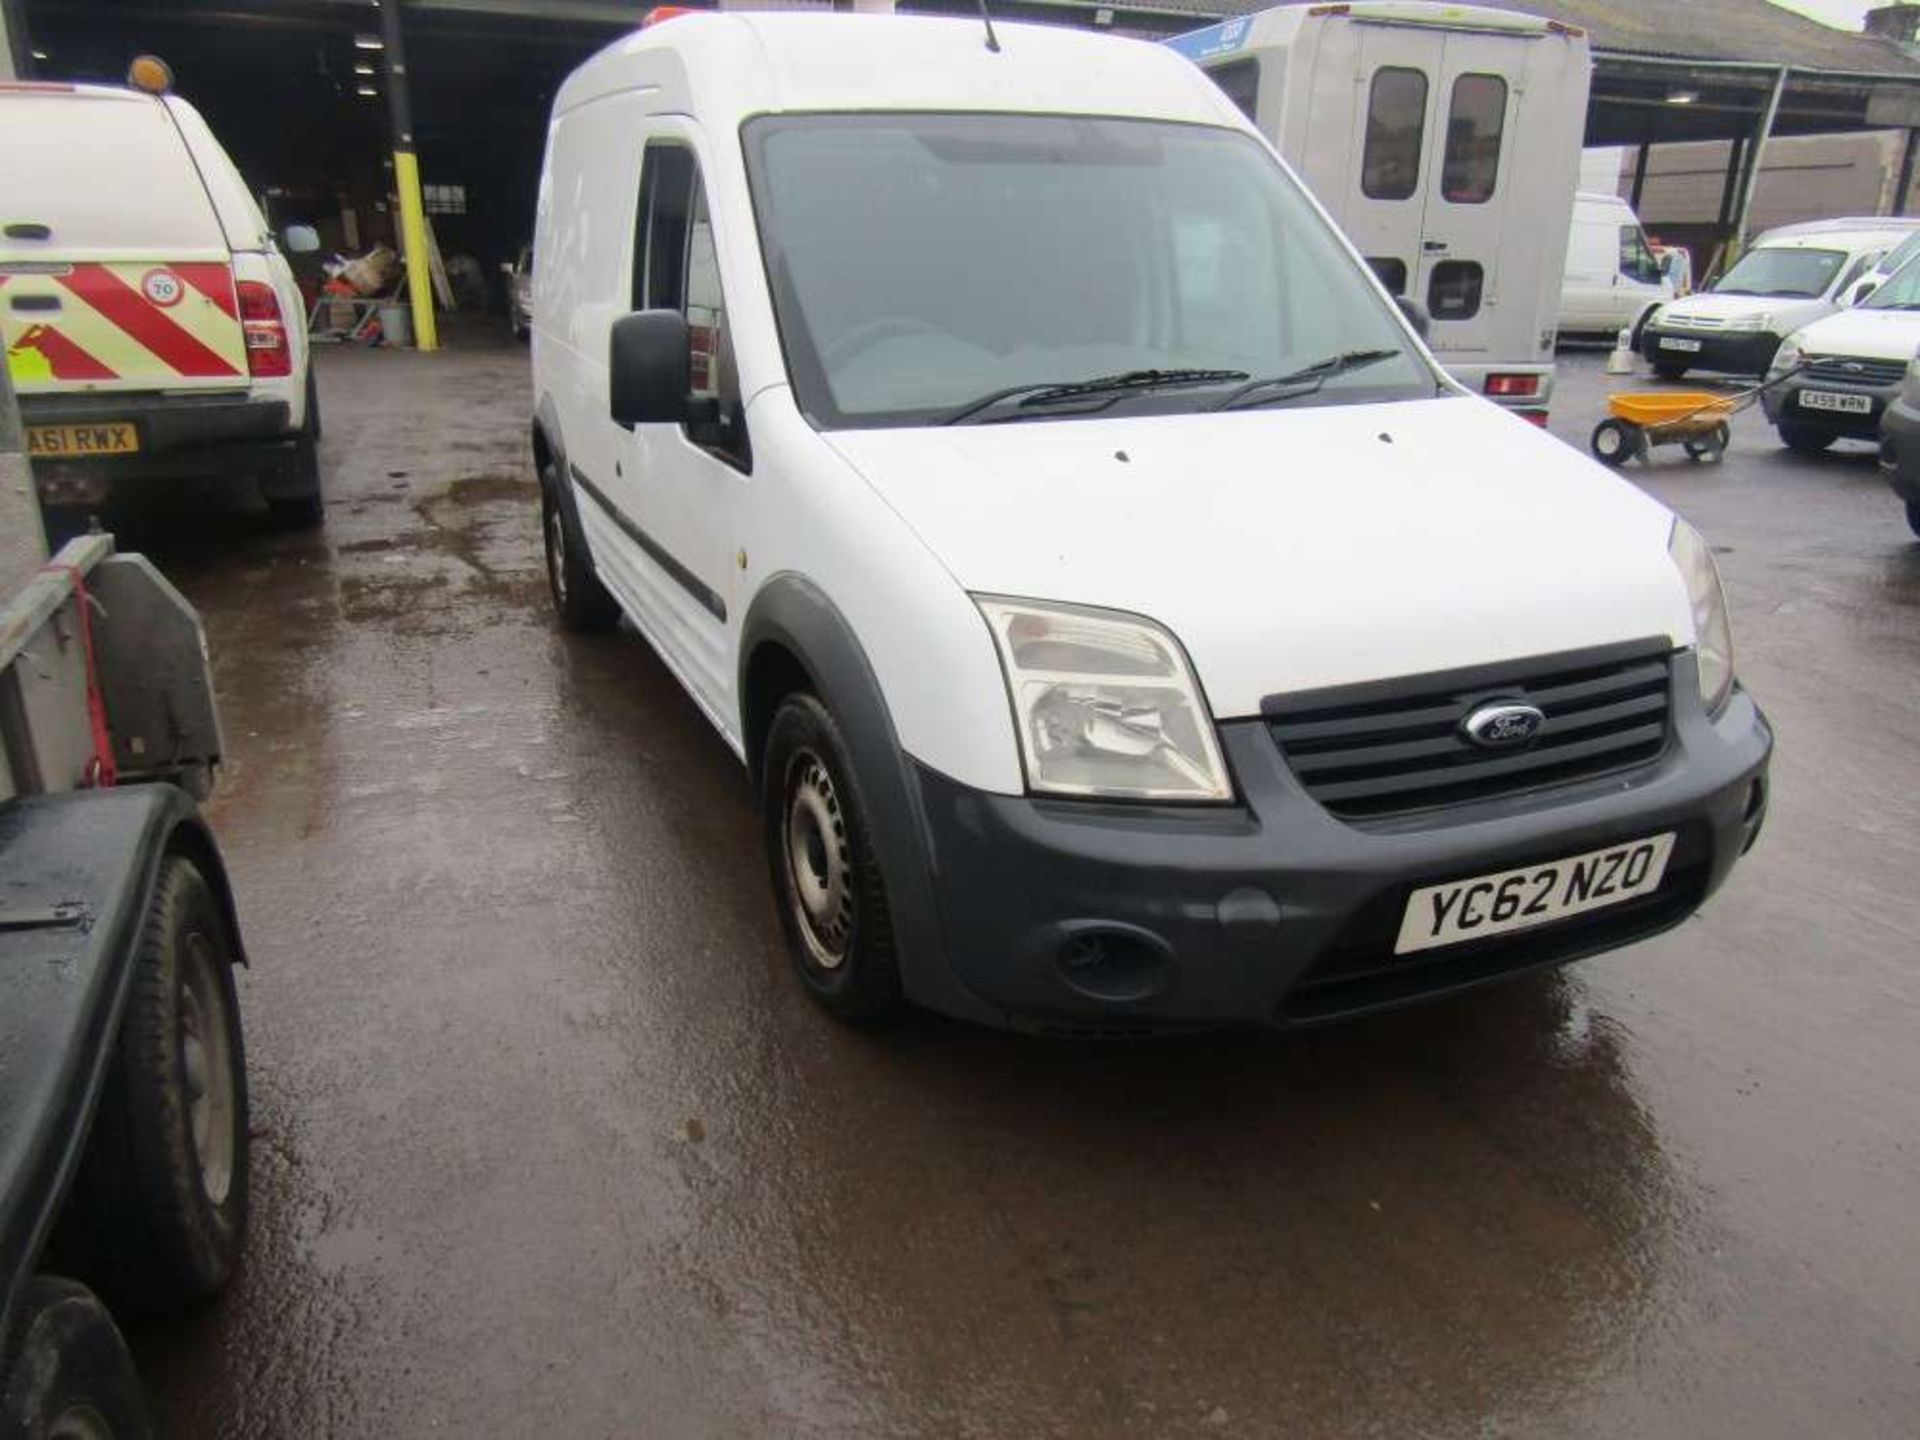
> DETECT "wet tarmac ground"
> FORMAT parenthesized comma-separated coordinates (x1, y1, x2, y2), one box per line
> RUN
(89, 341, 1920, 1437)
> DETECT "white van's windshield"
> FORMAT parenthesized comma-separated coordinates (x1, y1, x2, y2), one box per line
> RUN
(1713, 246, 1847, 299)
(742, 114, 1436, 428)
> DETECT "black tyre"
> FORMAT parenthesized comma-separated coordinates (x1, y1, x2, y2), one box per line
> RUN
(50, 856, 248, 1317)
(1907, 500, 1920, 538)
(1590, 418, 1640, 468)
(762, 693, 904, 1025)
(1778, 422, 1836, 455)
(264, 375, 324, 529)
(540, 458, 619, 633)
(0, 1278, 151, 1440)
(1629, 306, 1659, 352)
(1684, 423, 1731, 462)
(1652, 363, 1689, 382)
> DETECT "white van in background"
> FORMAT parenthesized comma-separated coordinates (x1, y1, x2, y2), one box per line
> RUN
(1559, 191, 1672, 339)
(1639, 217, 1920, 379)
(1169, 2, 1588, 423)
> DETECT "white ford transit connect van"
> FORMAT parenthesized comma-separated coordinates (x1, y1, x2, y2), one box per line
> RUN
(0, 66, 322, 526)
(531, 14, 1771, 1032)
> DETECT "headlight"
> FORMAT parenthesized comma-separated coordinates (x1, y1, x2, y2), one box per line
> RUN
(1668, 519, 1735, 714)
(976, 597, 1231, 802)
(1770, 333, 1805, 374)
(1727, 313, 1774, 333)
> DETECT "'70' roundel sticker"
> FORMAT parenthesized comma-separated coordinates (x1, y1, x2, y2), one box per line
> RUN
(141, 268, 185, 307)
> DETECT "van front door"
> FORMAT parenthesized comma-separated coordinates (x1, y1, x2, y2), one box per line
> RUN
(597, 133, 747, 740)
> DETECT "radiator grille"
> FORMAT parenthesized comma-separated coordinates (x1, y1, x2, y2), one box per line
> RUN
(1267, 646, 1673, 820)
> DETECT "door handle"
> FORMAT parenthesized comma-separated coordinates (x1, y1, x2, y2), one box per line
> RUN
(1422, 240, 1448, 253)
(3, 222, 51, 241)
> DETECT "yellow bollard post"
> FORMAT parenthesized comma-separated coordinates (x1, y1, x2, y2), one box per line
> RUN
(380, 0, 438, 352)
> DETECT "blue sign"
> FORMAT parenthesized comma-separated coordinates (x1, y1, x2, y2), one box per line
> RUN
(1164, 16, 1253, 62)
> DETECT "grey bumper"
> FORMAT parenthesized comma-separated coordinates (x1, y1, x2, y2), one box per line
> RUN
(911, 655, 1770, 1032)
(1761, 373, 1897, 438)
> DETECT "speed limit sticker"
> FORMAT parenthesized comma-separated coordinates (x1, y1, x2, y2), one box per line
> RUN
(141, 268, 185, 307)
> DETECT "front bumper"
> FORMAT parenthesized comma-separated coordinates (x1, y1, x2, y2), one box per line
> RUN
(912, 655, 1770, 1032)
(1878, 392, 1920, 504)
(1640, 326, 1780, 376)
(20, 390, 293, 504)
(1761, 371, 1897, 438)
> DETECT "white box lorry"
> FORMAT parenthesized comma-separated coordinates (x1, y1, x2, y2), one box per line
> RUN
(1168, 2, 1589, 423)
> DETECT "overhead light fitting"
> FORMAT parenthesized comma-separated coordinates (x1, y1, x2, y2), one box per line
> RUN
(357, 85, 379, 97)
(31, 49, 49, 61)
(354, 63, 376, 75)
(354, 35, 385, 50)
(1667, 89, 1699, 105)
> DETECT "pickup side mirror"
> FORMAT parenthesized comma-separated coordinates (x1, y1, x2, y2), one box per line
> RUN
(610, 310, 690, 428)
(1395, 295, 1432, 340)
(283, 224, 320, 255)
(1852, 278, 1880, 306)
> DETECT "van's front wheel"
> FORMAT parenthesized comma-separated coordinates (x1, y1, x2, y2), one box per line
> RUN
(763, 694, 904, 1025)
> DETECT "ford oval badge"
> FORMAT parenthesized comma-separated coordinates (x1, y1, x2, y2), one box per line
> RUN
(1463, 702, 1545, 748)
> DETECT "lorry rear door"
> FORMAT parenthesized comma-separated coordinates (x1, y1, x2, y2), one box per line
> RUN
(1414, 35, 1519, 364)
(0, 89, 247, 405)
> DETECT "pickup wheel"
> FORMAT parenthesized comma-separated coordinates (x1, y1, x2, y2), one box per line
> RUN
(0, 1278, 151, 1440)
(1907, 500, 1920, 538)
(763, 693, 905, 1025)
(540, 462, 619, 632)
(265, 371, 324, 529)
(51, 856, 248, 1317)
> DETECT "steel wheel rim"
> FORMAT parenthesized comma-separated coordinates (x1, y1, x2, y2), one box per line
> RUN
(784, 751, 854, 970)
(180, 932, 235, 1206)
(546, 505, 570, 607)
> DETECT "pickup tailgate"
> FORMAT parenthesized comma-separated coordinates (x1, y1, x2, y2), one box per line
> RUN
(1, 88, 248, 397)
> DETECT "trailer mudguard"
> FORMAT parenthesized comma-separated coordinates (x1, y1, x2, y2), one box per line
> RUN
(0, 785, 244, 1347)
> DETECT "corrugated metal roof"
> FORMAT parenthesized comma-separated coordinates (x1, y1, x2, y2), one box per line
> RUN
(1163, 0, 1920, 77)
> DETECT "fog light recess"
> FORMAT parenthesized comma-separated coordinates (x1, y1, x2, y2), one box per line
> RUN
(1053, 925, 1174, 1003)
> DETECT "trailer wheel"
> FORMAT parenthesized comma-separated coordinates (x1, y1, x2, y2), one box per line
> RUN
(1652, 363, 1689, 382)
(51, 855, 249, 1317)
(1590, 418, 1640, 468)
(0, 1277, 151, 1440)
(1685, 423, 1731, 462)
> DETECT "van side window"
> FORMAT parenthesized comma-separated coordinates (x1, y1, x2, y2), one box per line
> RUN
(1363, 68, 1427, 202)
(1832, 252, 1877, 298)
(1441, 74, 1505, 205)
(1619, 226, 1662, 285)
(1207, 59, 1261, 123)
(633, 143, 750, 471)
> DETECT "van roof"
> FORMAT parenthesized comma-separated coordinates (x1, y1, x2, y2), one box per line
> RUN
(1751, 225, 1919, 253)
(1757, 216, 1920, 241)
(556, 13, 1240, 128)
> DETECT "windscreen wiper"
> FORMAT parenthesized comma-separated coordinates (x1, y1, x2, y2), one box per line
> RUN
(941, 368, 1249, 425)
(1210, 348, 1400, 412)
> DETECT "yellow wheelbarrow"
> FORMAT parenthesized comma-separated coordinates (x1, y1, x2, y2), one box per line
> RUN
(1590, 391, 1736, 467)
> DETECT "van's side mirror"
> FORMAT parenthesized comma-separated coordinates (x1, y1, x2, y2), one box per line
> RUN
(1395, 296, 1432, 340)
(610, 310, 690, 428)
(1852, 278, 1879, 306)
(283, 224, 320, 255)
